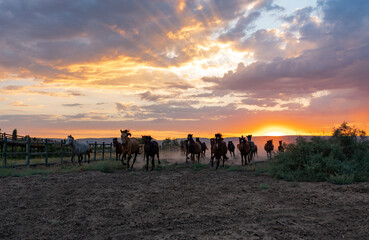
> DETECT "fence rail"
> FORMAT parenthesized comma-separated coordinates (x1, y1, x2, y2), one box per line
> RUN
(0, 136, 113, 168)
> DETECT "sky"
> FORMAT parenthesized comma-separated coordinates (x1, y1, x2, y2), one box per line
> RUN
(1, 0, 369, 139)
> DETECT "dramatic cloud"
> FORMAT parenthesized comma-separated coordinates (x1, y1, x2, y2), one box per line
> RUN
(1, 0, 368, 138)
(208, 0, 369, 103)
(0, 0, 276, 83)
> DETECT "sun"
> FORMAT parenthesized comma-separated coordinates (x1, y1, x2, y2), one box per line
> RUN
(253, 126, 296, 136)
(264, 131, 287, 136)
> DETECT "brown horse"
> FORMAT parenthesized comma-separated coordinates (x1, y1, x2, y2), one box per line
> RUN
(180, 140, 186, 155)
(237, 136, 250, 165)
(278, 140, 284, 152)
(212, 133, 228, 169)
(228, 141, 235, 158)
(247, 135, 257, 162)
(210, 138, 215, 164)
(112, 138, 123, 161)
(142, 135, 160, 171)
(120, 129, 141, 170)
(196, 137, 208, 158)
(186, 134, 202, 164)
(264, 140, 274, 159)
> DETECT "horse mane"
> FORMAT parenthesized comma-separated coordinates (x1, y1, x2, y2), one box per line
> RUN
(215, 133, 222, 138)
(121, 129, 131, 136)
(142, 135, 152, 141)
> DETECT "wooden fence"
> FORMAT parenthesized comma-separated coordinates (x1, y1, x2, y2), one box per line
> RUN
(0, 136, 113, 168)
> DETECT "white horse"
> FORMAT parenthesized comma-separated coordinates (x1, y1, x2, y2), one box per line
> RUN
(65, 135, 91, 165)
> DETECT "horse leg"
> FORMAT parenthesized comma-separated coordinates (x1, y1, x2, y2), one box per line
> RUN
(87, 152, 90, 163)
(71, 153, 75, 165)
(121, 153, 126, 167)
(78, 154, 82, 166)
(216, 157, 220, 170)
(146, 154, 149, 171)
(151, 155, 155, 171)
(157, 151, 161, 165)
(131, 153, 138, 170)
(222, 155, 225, 167)
(127, 154, 131, 170)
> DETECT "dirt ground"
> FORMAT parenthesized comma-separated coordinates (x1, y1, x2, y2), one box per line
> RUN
(0, 163, 368, 240)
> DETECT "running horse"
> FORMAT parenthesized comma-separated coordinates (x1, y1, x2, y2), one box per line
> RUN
(65, 135, 91, 166)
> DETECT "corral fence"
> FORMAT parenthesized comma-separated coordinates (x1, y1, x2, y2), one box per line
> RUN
(0, 132, 113, 168)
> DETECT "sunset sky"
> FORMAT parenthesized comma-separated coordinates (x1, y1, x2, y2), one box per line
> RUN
(1, 0, 369, 139)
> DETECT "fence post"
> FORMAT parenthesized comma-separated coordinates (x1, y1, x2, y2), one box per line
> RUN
(26, 137, 30, 167)
(110, 142, 112, 160)
(3, 136, 7, 167)
(60, 140, 64, 164)
(94, 142, 97, 161)
(102, 142, 105, 161)
(45, 139, 48, 166)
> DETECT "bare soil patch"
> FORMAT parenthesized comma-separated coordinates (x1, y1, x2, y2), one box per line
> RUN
(0, 164, 368, 239)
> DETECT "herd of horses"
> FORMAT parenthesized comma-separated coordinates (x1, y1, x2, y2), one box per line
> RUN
(65, 130, 285, 171)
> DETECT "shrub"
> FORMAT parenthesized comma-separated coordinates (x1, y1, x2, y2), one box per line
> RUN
(268, 122, 369, 184)
(327, 174, 355, 185)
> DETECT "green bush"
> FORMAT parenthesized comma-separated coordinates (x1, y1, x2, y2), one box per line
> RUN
(268, 122, 369, 184)
(327, 174, 355, 185)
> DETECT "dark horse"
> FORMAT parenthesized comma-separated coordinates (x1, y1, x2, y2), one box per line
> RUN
(212, 133, 228, 169)
(186, 134, 201, 164)
(113, 138, 123, 161)
(180, 140, 186, 155)
(237, 136, 250, 165)
(247, 135, 257, 163)
(228, 141, 235, 158)
(278, 140, 284, 152)
(201, 142, 208, 158)
(142, 135, 160, 171)
(196, 137, 208, 158)
(264, 140, 274, 159)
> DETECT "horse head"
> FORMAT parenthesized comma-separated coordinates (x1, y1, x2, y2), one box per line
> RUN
(120, 129, 131, 145)
(187, 134, 193, 141)
(142, 135, 152, 145)
(65, 135, 74, 146)
(215, 133, 222, 142)
(113, 138, 118, 147)
(247, 135, 252, 141)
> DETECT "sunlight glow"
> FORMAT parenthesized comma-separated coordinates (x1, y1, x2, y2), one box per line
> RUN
(264, 131, 288, 136)
(254, 126, 298, 136)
